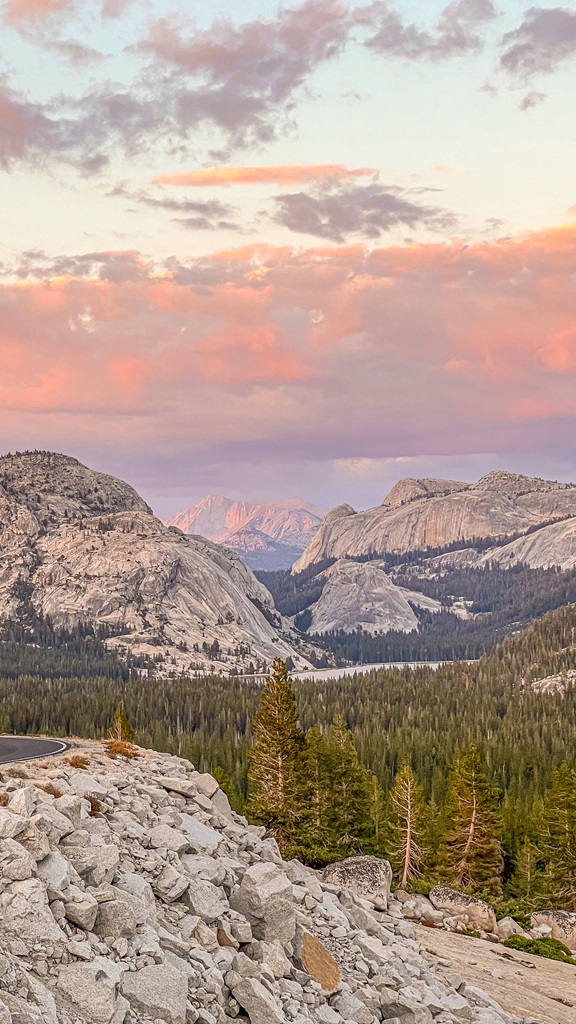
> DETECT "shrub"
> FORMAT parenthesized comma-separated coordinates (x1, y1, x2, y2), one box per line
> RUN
(504, 935, 576, 964)
(105, 739, 140, 760)
(0, 793, 8, 806)
(42, 783, 62, 798)
(85, 792, 102, 816)
(67, 754, 90, 769)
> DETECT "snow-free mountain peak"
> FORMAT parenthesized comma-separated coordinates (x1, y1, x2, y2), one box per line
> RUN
(166, 494, 326, 569)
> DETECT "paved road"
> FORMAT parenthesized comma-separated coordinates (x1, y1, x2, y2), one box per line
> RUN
(0, 736, 68, 765)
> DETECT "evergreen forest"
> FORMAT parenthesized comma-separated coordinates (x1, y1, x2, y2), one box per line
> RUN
(257, 561, 576, 663)
(3, 603, 576, 916)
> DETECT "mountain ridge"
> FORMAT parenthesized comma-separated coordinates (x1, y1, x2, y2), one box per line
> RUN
(0, 451, 314, 675)
(166, 493, 325, 569)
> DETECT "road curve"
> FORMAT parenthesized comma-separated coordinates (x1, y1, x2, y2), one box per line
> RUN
(0, 736, 68, 765)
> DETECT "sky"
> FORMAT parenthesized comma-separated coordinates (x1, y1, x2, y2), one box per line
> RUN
(1, 0, 576, 516)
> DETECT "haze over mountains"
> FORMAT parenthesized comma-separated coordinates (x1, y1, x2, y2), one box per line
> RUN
(0, 452, 313, 675)
(166, 494, 325, 569)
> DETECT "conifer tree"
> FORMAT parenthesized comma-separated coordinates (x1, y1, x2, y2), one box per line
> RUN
(323, 714, 374, 858)
(508, 837, 546, 910)
(300, 726, 338, 863)
(440, 745, 504, 893)
(109, 703, 134, 742)
(246, 659, 308, 854)
(387, 762, 427, 889)
(538, 762, 576, 907)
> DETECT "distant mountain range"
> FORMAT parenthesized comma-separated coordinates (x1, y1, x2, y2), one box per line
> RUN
(166, 494, 326, 569)
(260, 471, 576, 662)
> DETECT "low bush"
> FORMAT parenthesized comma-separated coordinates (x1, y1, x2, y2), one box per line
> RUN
(504, 935, 576, 964)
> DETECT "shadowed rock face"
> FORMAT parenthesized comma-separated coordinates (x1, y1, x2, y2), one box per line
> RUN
(293, 470, 576, 573)
(0, 451, 313, 674)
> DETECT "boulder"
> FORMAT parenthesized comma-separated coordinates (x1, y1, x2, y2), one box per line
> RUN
(178, 813, 223, 853)
(64, 890, 99, 931)
(36, 849, 74, 892)
(496, 916, 526, 942)
(531, 909, 576, 948)
(295, 930, 341, 994)
(0, 837, 36, 881)
(232, 977, 284, 1024)
(184, 879, 229, 923)
(322, 855, 393, 907)
(56, 956, 123, 1024)
(63, 843, 119, 886)
(149, 823, 190, 854)
(429, 886, 497, 933)
(230, 862, 295, 946)
(0, 877, 66, 942)
(121, 963, 188, 1024)
(94, 899, 138, 939)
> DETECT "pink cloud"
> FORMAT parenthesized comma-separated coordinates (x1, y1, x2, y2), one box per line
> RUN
(2, 223, 576, 465)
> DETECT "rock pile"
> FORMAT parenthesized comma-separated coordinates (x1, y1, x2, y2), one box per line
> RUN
(0, 744, 534, 1024)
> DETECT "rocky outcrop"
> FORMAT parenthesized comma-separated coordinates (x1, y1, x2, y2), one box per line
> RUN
(322, 856, 393, 908)
(0, 452, 314, 674)
(293, 471, 576, 573)
(531, 910, 576, 947)
(429, 887, 498, 935)
(304, 560, 442, 635)
(0, 742, 526, 1024)
(166, 495, 325, 570)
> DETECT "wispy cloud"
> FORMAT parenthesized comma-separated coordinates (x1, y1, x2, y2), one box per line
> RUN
(155, 164, 375, 187)
(499, 7, 576, 80)
(362, 0, 499, 61)
(272, 179, 456, 241)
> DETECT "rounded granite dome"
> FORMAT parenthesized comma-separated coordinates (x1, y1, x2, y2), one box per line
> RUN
(324, 503, 356, 523)
(0, 450, 152, 523)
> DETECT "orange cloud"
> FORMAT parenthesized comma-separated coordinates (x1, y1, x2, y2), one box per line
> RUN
(155, 164, 375, 188)
(3, 222, 576, 462)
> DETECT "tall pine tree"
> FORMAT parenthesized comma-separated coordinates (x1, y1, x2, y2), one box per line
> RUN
(323, 714, 375, 858)
(440, 744, 504, 893)
(538, 762, 576, 907)
(246, 659, 308, 854)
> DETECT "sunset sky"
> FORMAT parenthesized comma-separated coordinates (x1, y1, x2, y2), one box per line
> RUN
(2, 0, 576, 515)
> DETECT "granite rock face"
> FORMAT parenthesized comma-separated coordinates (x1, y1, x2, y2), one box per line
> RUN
(0, 451, 314, 674)
(294, 471, 576, 572)
(0, 741, 529, 1024)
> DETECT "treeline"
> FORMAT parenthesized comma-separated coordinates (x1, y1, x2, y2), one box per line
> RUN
(259, 560, 576, 663)
(0, 614, 155, 680)
(248, 662, 576, 919)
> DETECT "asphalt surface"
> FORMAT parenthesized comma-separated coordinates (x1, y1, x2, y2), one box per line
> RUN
(0, 736, 68, 765)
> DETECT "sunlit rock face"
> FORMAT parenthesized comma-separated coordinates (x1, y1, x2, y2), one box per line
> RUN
(0, 451, 313, 674)
(166, 495, 325, 569)
(293, 471, 576, 573)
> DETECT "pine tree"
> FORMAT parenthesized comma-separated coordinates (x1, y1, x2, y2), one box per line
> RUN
(508, 837, 546, 910)
(246, 659, 308, 854)
(441, 745, 504, 893)
(323, 714, 374, 858)
(109, 704, 134, 742)
(295, 726, 337, 863)
(387, 762, 427, 889)
(538, 762, 576, 907)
